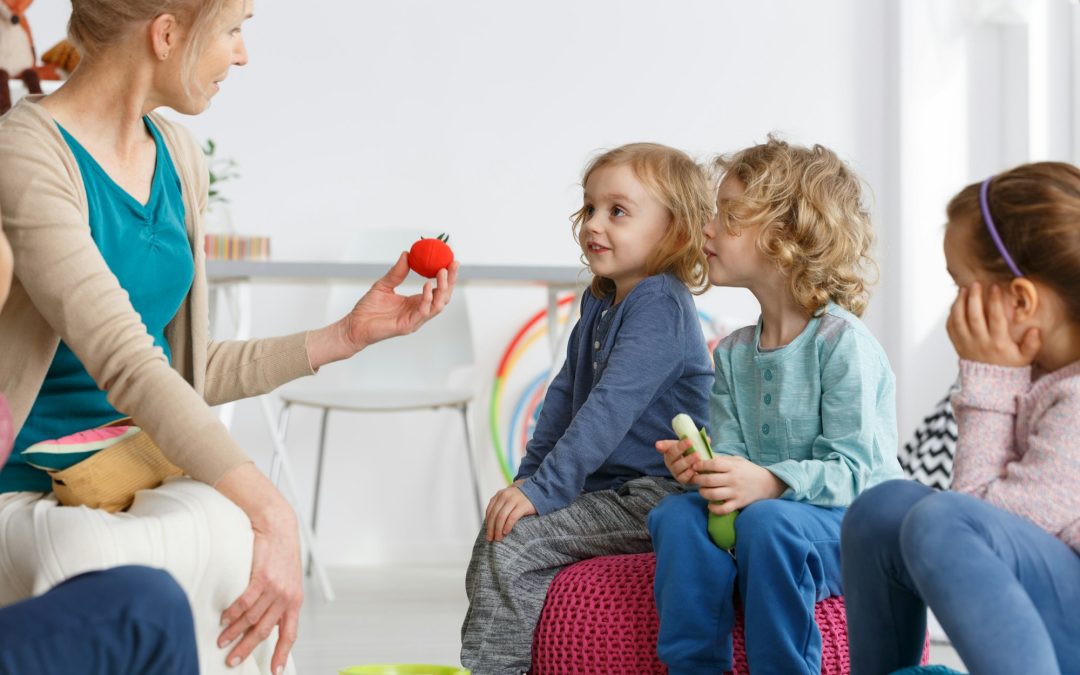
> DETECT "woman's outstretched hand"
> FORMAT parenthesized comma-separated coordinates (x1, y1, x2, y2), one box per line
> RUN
(307, 253, 459, 369)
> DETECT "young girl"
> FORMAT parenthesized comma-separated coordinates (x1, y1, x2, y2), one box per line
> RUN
(842, 162, 1080, 675)
(649, 137, 903, 675)
(461, 143, 715, 674)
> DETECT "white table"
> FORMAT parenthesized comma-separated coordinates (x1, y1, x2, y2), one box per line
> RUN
(207, 260, 585, 601)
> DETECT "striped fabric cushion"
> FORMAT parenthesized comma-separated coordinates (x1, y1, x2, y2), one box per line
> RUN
(20, 425, 141, 472)
(898, 384, 959, 491)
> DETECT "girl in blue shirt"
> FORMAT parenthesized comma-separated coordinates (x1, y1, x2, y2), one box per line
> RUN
(461, 143, 715, 674)
(650, 137, 902, 675)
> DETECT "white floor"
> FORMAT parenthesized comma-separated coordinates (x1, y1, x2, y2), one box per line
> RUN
(292, 565, 967, 674)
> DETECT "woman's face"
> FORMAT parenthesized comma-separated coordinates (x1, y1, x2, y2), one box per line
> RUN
(162, 0, 253, 114)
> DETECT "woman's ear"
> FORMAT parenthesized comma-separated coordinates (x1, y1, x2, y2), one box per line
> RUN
(149, 13, 180, 60)
(1009, 278, 1039, 322)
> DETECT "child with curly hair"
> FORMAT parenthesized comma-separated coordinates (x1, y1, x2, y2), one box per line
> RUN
(650, 136, 902, 675)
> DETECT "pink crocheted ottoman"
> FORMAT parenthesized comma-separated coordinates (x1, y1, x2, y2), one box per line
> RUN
(531, 552, 928, 675)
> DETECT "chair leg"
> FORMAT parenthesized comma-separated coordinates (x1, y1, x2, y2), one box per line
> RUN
(311, 407, 331, 538)
(459, 404, 484, 527)
(270, 403, 293, 486)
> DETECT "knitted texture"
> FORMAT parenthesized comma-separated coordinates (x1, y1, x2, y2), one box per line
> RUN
(531, 553, 930, 675)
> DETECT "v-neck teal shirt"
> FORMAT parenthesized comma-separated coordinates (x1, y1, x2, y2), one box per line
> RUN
(0, 117, 195, 493)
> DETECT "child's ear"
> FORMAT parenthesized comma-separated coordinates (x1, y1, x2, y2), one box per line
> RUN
(1009, 278, 1039, 322)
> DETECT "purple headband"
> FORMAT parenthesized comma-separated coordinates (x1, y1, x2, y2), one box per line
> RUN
(979, 177, 1023, 277)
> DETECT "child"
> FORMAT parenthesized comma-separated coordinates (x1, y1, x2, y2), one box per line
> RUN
(461, 143, 716, 674)
(842, 162, 1080, 675)
(649, 137, 903, 675)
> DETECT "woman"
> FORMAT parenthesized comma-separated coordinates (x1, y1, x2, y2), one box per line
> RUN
(0, 1, 458, 673)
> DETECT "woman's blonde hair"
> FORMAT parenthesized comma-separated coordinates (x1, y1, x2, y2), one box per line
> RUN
(68, 0, 231, 92)
(714, 135, 876, 317)
(571, 143, 713, 298)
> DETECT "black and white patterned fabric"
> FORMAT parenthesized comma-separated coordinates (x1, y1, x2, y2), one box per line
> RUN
(898, 385, 959, 491)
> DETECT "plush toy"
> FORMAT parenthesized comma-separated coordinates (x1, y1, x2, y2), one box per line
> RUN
(407, 233, 455, 278)
(0, 0, 60, 114)
(41, 38, 79, 78)
(672, 413, 740, 550)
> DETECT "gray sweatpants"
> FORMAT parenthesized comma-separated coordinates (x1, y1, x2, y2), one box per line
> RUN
(460, 475, 684, 675)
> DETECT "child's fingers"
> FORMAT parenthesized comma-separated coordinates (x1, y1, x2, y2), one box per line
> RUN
(1019, 327, 1042, 362)
(948, 288, 971, 344)
(965, 282, 989, 341)
(491, 499, 516, 542)
(708, 499, 741, 516)
(699, 486, 734, 503)
(501, 503, 529, 537)
(692, 471, 728, 489)
(986, 284, 1010, 339)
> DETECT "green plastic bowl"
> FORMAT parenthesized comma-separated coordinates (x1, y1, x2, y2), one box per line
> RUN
(339, 666, 469, 675)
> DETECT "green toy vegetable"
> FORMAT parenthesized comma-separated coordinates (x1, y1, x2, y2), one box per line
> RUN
(671, 414, 739, 551)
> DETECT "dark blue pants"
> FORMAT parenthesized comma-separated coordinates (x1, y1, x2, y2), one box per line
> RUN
(842, 480, 1080, 675)
(0, 565, 198, 675)
(649, 493, 845, 675)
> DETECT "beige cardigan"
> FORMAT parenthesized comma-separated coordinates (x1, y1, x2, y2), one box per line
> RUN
(0, 97, 315, 485)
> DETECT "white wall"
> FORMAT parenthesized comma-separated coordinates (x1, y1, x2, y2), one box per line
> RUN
(35, 0, 1070, 567)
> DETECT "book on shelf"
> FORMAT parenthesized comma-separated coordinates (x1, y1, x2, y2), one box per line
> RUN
(204, 234, 271, 261)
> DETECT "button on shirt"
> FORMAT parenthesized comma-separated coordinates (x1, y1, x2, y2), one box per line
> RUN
(709, 303, 903, 506)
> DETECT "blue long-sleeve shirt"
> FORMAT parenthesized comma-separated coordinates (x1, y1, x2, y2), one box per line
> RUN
(710, 303, 903, 507)
(516, 273, 712, 515)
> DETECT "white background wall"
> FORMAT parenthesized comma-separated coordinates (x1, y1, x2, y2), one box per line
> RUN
(22, 0, 1079, 566)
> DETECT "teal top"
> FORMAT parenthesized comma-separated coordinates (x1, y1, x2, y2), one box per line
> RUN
(710, 303, 903, 507)
(0, 117, 194, 493)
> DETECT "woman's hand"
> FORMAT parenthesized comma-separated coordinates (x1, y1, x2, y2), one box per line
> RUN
(946, 282, 1041, 367)
(655, 438, 700, 484)
(692, 456, 787, 514)
(485, 482, 536, 542)
(215, 465, 303, 675)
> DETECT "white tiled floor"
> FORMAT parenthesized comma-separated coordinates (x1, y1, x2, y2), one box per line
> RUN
(293, 565, 967, 674)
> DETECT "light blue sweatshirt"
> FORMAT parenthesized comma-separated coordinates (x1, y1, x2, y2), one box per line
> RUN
(710, 303, 903, 507)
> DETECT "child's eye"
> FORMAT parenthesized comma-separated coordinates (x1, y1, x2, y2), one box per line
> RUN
(583, 205, 595, 218)
(612, 206, 627, 217)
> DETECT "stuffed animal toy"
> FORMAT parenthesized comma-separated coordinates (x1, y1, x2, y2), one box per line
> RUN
(0, 0, 60, 114)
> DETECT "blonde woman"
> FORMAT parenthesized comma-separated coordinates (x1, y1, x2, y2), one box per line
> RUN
(649, 136, 901, 675)
(0, 1, 457, 674)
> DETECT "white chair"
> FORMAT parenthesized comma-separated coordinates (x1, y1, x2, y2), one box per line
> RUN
(270, 231, 484, 558)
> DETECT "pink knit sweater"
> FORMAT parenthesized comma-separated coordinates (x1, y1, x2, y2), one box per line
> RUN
(951, 359, 1080, 553)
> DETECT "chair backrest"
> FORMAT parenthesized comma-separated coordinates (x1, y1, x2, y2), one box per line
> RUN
(315, 228, 474, 392)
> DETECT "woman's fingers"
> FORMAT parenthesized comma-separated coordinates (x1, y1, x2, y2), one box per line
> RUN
(271, 605, 301, 675)
(218, 585, 275, 648)
(226, 596, 287, 667)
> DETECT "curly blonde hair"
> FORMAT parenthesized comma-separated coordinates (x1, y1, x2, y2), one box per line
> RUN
(714, 135, 877, 317)
(572, 143, 714, 298)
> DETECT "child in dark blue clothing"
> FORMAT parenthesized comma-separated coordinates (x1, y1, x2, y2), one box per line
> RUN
(461, 143, 716, 674)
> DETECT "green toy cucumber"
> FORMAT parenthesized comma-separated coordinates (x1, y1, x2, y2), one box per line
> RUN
(671, 414, 739, 551)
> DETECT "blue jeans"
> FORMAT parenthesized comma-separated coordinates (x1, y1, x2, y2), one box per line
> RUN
(649, 492, 845, 675)
(0, 565, 197, 675)
(842, 480, 1080, 675)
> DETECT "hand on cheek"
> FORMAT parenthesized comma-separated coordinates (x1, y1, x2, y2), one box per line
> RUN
(946, 282, 1041, 367)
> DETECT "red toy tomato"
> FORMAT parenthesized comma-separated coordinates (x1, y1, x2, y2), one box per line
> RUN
(408, 233, 454, 278)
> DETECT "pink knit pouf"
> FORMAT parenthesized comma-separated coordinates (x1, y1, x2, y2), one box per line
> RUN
(531, 553, 929, 675)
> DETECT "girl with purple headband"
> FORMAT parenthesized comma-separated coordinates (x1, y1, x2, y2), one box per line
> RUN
(841, 162, 1080, 675)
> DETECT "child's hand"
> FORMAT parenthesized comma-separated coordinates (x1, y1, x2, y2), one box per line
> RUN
(485, 484, 537, 542)
(946, 282, 1041, 367)
(693, 456, 787, 514)
(655, 438, 701, 484)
